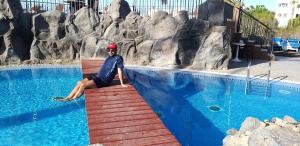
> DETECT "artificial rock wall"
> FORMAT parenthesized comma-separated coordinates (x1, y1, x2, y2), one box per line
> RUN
(0, 0, 32, 65)
(0, 0, 231, 70)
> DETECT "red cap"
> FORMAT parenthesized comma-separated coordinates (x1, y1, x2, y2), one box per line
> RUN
(107, 43, 117, 50)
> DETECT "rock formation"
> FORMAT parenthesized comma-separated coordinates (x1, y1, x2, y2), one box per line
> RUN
(223, 116, 300, 146)
(30, 10, 77, 62)
(1, 0, 231, 70)
(0, 0, 32, 65)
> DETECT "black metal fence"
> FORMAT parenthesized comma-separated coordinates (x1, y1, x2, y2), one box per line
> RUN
(132, 0, 206, 19)
(20, 0, 207, 19)
(20, 0, 69, 12)
(225, 0, 275, 45)
(239, 9, 275, 45)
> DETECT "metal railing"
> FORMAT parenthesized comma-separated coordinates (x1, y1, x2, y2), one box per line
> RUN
(19, 0, 207, 19)
(244, 60, 251, 95)
(264, 43, 273, 98)
(20, 0, 111, 13)
(132, 0, 206, 19)
(244, 44, 273, 98)
(226, 0, 275, 45)
(239, 9, 275, 45)
(20, 0, 70, 13)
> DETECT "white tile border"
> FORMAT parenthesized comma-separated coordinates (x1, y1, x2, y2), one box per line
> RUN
(0, 64, 81, 71)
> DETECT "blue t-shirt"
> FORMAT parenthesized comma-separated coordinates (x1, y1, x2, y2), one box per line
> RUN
(96, 55, 124, 84)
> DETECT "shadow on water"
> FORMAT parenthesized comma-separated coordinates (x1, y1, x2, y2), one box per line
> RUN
(0, 100, 85, 129)
(125, 69, 228, 146)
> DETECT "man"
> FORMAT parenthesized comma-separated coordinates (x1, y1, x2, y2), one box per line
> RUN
(56, 42, 127, 101)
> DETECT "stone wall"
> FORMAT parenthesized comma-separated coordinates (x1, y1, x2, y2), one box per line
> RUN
(0, 0, 32, 65)
(0, 0, 231, 70)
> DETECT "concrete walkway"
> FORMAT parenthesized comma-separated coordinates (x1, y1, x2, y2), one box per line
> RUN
(214, 56, 300, 83)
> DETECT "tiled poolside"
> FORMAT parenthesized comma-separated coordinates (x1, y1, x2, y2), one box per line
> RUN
(215, 56, 300, 83)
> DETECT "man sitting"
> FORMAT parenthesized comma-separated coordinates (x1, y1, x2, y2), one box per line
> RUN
(58, 42, 127, 101)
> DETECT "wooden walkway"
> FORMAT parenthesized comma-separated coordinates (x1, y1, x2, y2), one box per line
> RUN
(81, 59, 180, 146)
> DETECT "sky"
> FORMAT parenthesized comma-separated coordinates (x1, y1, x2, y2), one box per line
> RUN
(243, 0, 277, 12)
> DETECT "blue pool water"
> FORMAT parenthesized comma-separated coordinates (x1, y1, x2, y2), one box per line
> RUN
(0, 67, 89, 146)
(126, 68, 300, 146)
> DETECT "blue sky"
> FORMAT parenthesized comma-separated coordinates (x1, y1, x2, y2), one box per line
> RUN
(243, 0, 277, 11)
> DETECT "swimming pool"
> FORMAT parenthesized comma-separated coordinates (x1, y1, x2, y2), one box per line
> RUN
(0, 67, 89, 146)
(126, 67, 300, 146)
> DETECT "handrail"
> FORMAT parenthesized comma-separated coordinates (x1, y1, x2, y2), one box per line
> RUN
(244, 60, 251, 95)
(264, 61, 271, 98)
(225, 0, 274, 32)
(264, 43, 273, 98)
(240, 9, 274, 33)
(226, 0, 276, 46)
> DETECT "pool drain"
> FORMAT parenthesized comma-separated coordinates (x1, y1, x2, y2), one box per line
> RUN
(208, 105, 222, 112)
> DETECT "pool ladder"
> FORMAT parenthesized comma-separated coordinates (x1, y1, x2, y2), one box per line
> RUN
(245, 44, 272, 98)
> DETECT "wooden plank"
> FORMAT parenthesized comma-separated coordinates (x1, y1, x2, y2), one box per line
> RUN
(81, 59, 180, 146)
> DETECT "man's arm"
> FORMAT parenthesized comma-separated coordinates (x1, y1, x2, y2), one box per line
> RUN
(118, 68, 128, 87)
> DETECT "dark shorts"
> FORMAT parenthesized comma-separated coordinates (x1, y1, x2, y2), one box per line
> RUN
(87, 75, 108, 88)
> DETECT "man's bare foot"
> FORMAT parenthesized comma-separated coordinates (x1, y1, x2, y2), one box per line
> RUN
(121, 84, 128, 88)
(53, 97, 70, 102)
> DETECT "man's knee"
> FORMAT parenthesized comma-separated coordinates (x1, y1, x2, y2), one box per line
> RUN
(80, 82, 86, 89)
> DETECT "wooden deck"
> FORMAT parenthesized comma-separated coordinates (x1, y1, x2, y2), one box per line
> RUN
(81, 59, 180, 146)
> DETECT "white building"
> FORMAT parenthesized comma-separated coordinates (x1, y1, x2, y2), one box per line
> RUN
(275, 0, 300, 27)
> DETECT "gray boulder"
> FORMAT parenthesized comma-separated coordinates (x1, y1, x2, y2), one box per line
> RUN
(191, 26, 231, 70)
(121, 11, 142, 39)
(95, 14, 113, 36)
(0, 0, 31, 64)
(198, 0, 225, 26)
(223, 116, 300, 146)
(30, 10, 80, 61)
(73, 7, 100, 35)
(173, 11, 197, 66)
(102, 18, 124, 42)
(283, 115, 298, 125)
(80, 34, 111, 58)
(109, 0, 131, 20)
(144, 11, 177, 40)
(124, 11, 179, 66)
(239, 117, 263, 133)
(248, 128, 300, 146)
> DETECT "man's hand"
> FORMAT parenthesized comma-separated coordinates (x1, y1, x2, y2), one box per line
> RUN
(118, 68, 128, 88)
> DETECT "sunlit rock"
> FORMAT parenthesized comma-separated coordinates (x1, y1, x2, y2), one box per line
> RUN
(223, 116, 300, 146)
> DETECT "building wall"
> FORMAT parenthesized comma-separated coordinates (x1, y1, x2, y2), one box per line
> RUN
(275, 0, 300, 27)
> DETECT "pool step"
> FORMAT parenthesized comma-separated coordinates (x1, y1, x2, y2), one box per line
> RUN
(247, 82, 270, 97)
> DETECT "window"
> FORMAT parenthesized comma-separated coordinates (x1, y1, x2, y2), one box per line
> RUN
(279, 3, 288, 7)
(278, 14, 282, 17)
(298, 4, 300, 8)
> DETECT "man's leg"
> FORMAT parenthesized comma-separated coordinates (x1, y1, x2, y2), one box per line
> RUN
(66, 78, 86, 98)
(68, 79, 96, 100)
